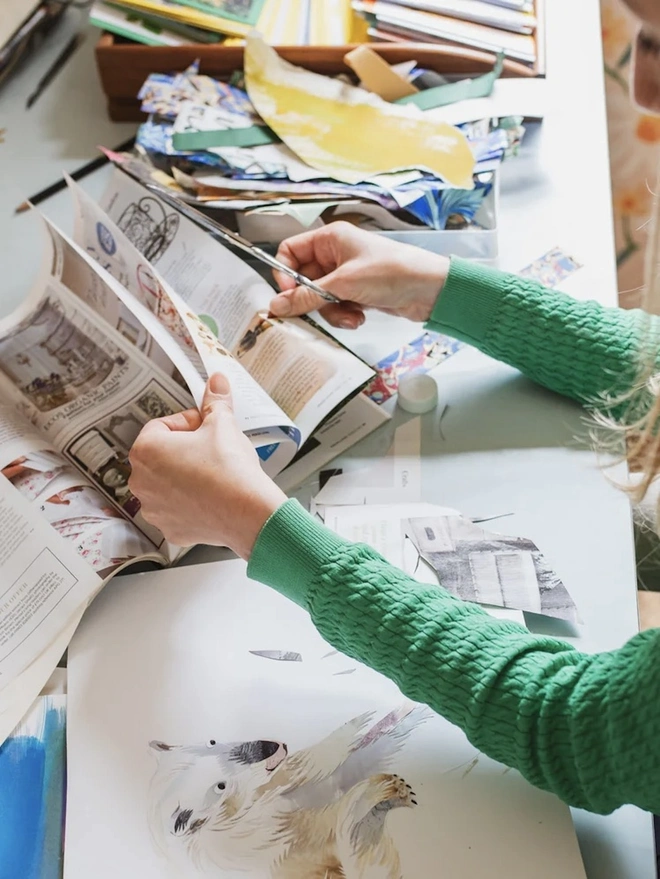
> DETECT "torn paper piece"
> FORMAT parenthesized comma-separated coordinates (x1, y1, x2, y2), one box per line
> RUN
(405, 515, 579, 624)
(244, 34, 475, 187)
(249, 650, 302, 662)
(364, 330, 464, 405)
(313, 417, 421, 506)
(344, 45, 418, 101)
(323, 502, 457, 570)
(518, 247, 582, 288)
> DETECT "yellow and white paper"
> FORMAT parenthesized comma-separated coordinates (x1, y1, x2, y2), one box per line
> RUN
(245, 34, 476, 187)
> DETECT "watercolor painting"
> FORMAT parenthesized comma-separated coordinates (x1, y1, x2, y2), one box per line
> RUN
(0, 695, 66, 879)
(148, 704, 429, 878)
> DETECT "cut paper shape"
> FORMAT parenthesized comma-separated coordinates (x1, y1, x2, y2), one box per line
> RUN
(364, 330, 464, 405)
(245, 34, 475, 187)
(249, 650, 303, 662)
(396, 53, 505, 111)
(172, 124, 279, 152)
(344, 44, 418, 101)
(518, 247, 583, 288)
(405, 515, 580, 624)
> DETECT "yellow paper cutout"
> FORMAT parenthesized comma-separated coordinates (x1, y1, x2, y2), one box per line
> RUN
(245, 35, 475, 188)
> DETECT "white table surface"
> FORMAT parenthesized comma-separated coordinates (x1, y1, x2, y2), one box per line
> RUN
(0, 2, 655, 876)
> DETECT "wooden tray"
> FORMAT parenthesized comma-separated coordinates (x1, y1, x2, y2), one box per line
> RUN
(95, 35, 538, 122)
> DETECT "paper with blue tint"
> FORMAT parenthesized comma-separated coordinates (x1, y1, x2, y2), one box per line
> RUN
(0, 695, 66, 879)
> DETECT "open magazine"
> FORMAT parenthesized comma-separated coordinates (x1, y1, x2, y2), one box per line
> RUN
(0, 169, 387, 740)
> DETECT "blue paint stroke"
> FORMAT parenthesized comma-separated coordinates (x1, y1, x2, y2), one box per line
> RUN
(0, 701, 66, 879)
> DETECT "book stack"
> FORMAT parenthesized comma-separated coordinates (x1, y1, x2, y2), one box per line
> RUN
(90, 0, 365, 48)
(353, 0, 544, 72)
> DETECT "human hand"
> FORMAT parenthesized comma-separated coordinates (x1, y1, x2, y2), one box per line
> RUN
(128, 374, 287, 558)
(270, 222, 450, 329)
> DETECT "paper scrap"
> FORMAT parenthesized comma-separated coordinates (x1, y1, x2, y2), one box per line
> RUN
(321, 503, 526, 626)
(396, 53, 504, 111)
(364, 330, 464, 405)
(172, 124, 278, 152)
(405, 515, 580, 624)
(249, 650, 302, 662)
(518, 247, 583, 288)
(244, 34, 475, 187)
(313, 418, 421, 507)
(344, 45, 418, 101)
(322, 502, 457, 570)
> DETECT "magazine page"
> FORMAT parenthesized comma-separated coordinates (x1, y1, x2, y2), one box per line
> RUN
(0, 272, 197, 553)
(47, 217, 298, 477)
(0, 456, 99, 694)
(0, 392, 164, 578)
(98, 168, 375, 442)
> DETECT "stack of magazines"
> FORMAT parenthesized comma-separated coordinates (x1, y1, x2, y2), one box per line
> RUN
(90, 0, 360, 48)
(354, 0, 544, 71)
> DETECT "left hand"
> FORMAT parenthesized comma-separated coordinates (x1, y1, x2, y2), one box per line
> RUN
(128, 373, 287, 558)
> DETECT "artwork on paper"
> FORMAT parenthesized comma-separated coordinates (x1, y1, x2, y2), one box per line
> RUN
(148, 704, 429, 878)
(364, 331, 463, 405)
(64, 559, 588, 879)
(518, 247, 582, 288)
(0, 695, 66, 879)
(405, 515, 580, 623)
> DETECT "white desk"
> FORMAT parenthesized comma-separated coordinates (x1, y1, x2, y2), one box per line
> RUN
(0, 2, 655, 876)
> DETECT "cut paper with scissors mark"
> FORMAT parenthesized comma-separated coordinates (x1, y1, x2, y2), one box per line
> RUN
(249, 650, 302, 662)
(364, 330, 463, 405)
(519, 247, 582, 288)
(405, 515, 580, 624)
(244, 34, 475, 187)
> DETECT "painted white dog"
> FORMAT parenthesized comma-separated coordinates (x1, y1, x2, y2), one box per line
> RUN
(148, 704, 430, 878)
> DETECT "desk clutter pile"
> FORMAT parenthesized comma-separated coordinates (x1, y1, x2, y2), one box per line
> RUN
(89, 0, 543, 74)
(104, 35, 526, 253)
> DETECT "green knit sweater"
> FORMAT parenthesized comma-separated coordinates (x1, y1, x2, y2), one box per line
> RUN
(248, 257, 660, 816)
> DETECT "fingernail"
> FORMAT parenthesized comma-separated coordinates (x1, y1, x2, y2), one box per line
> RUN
(271, 296, 291, 317)
(208, 373, 230, 395)
(338, 318, 357, 330)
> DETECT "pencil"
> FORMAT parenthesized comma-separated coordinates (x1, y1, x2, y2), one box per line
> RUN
(26, 32, 83, 110)
(14, 136, 136, 214)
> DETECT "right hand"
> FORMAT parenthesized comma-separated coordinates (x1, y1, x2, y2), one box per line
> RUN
(270, 222, 451, 330)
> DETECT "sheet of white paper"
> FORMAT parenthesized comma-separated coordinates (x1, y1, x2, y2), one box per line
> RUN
(0, 607, 83, 746)
(65, 559, 585, 879)
(321, 501, 458, 569)
(425, 77, 547, 127)
(40, 667, 67, 696)
(314, 417, 421, 505)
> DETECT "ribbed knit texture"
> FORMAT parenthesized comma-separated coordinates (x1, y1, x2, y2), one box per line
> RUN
(429, 257, 659, 409)
(249, 261, 660, 815)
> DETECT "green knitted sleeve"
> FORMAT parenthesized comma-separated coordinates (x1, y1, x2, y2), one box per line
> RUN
(248, 500, 660, 816)
(427, 258, 660, 409)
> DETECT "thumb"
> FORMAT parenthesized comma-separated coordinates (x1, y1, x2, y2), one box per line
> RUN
(269, 271, 344, 318)
(201, 372, 234, 421)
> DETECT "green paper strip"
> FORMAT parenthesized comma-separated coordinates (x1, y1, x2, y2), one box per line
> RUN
(172, 125, 280, 152)
(395, 53, 505, 111)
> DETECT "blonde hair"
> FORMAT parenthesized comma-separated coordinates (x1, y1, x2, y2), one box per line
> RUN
(601, 157, 660, 522)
